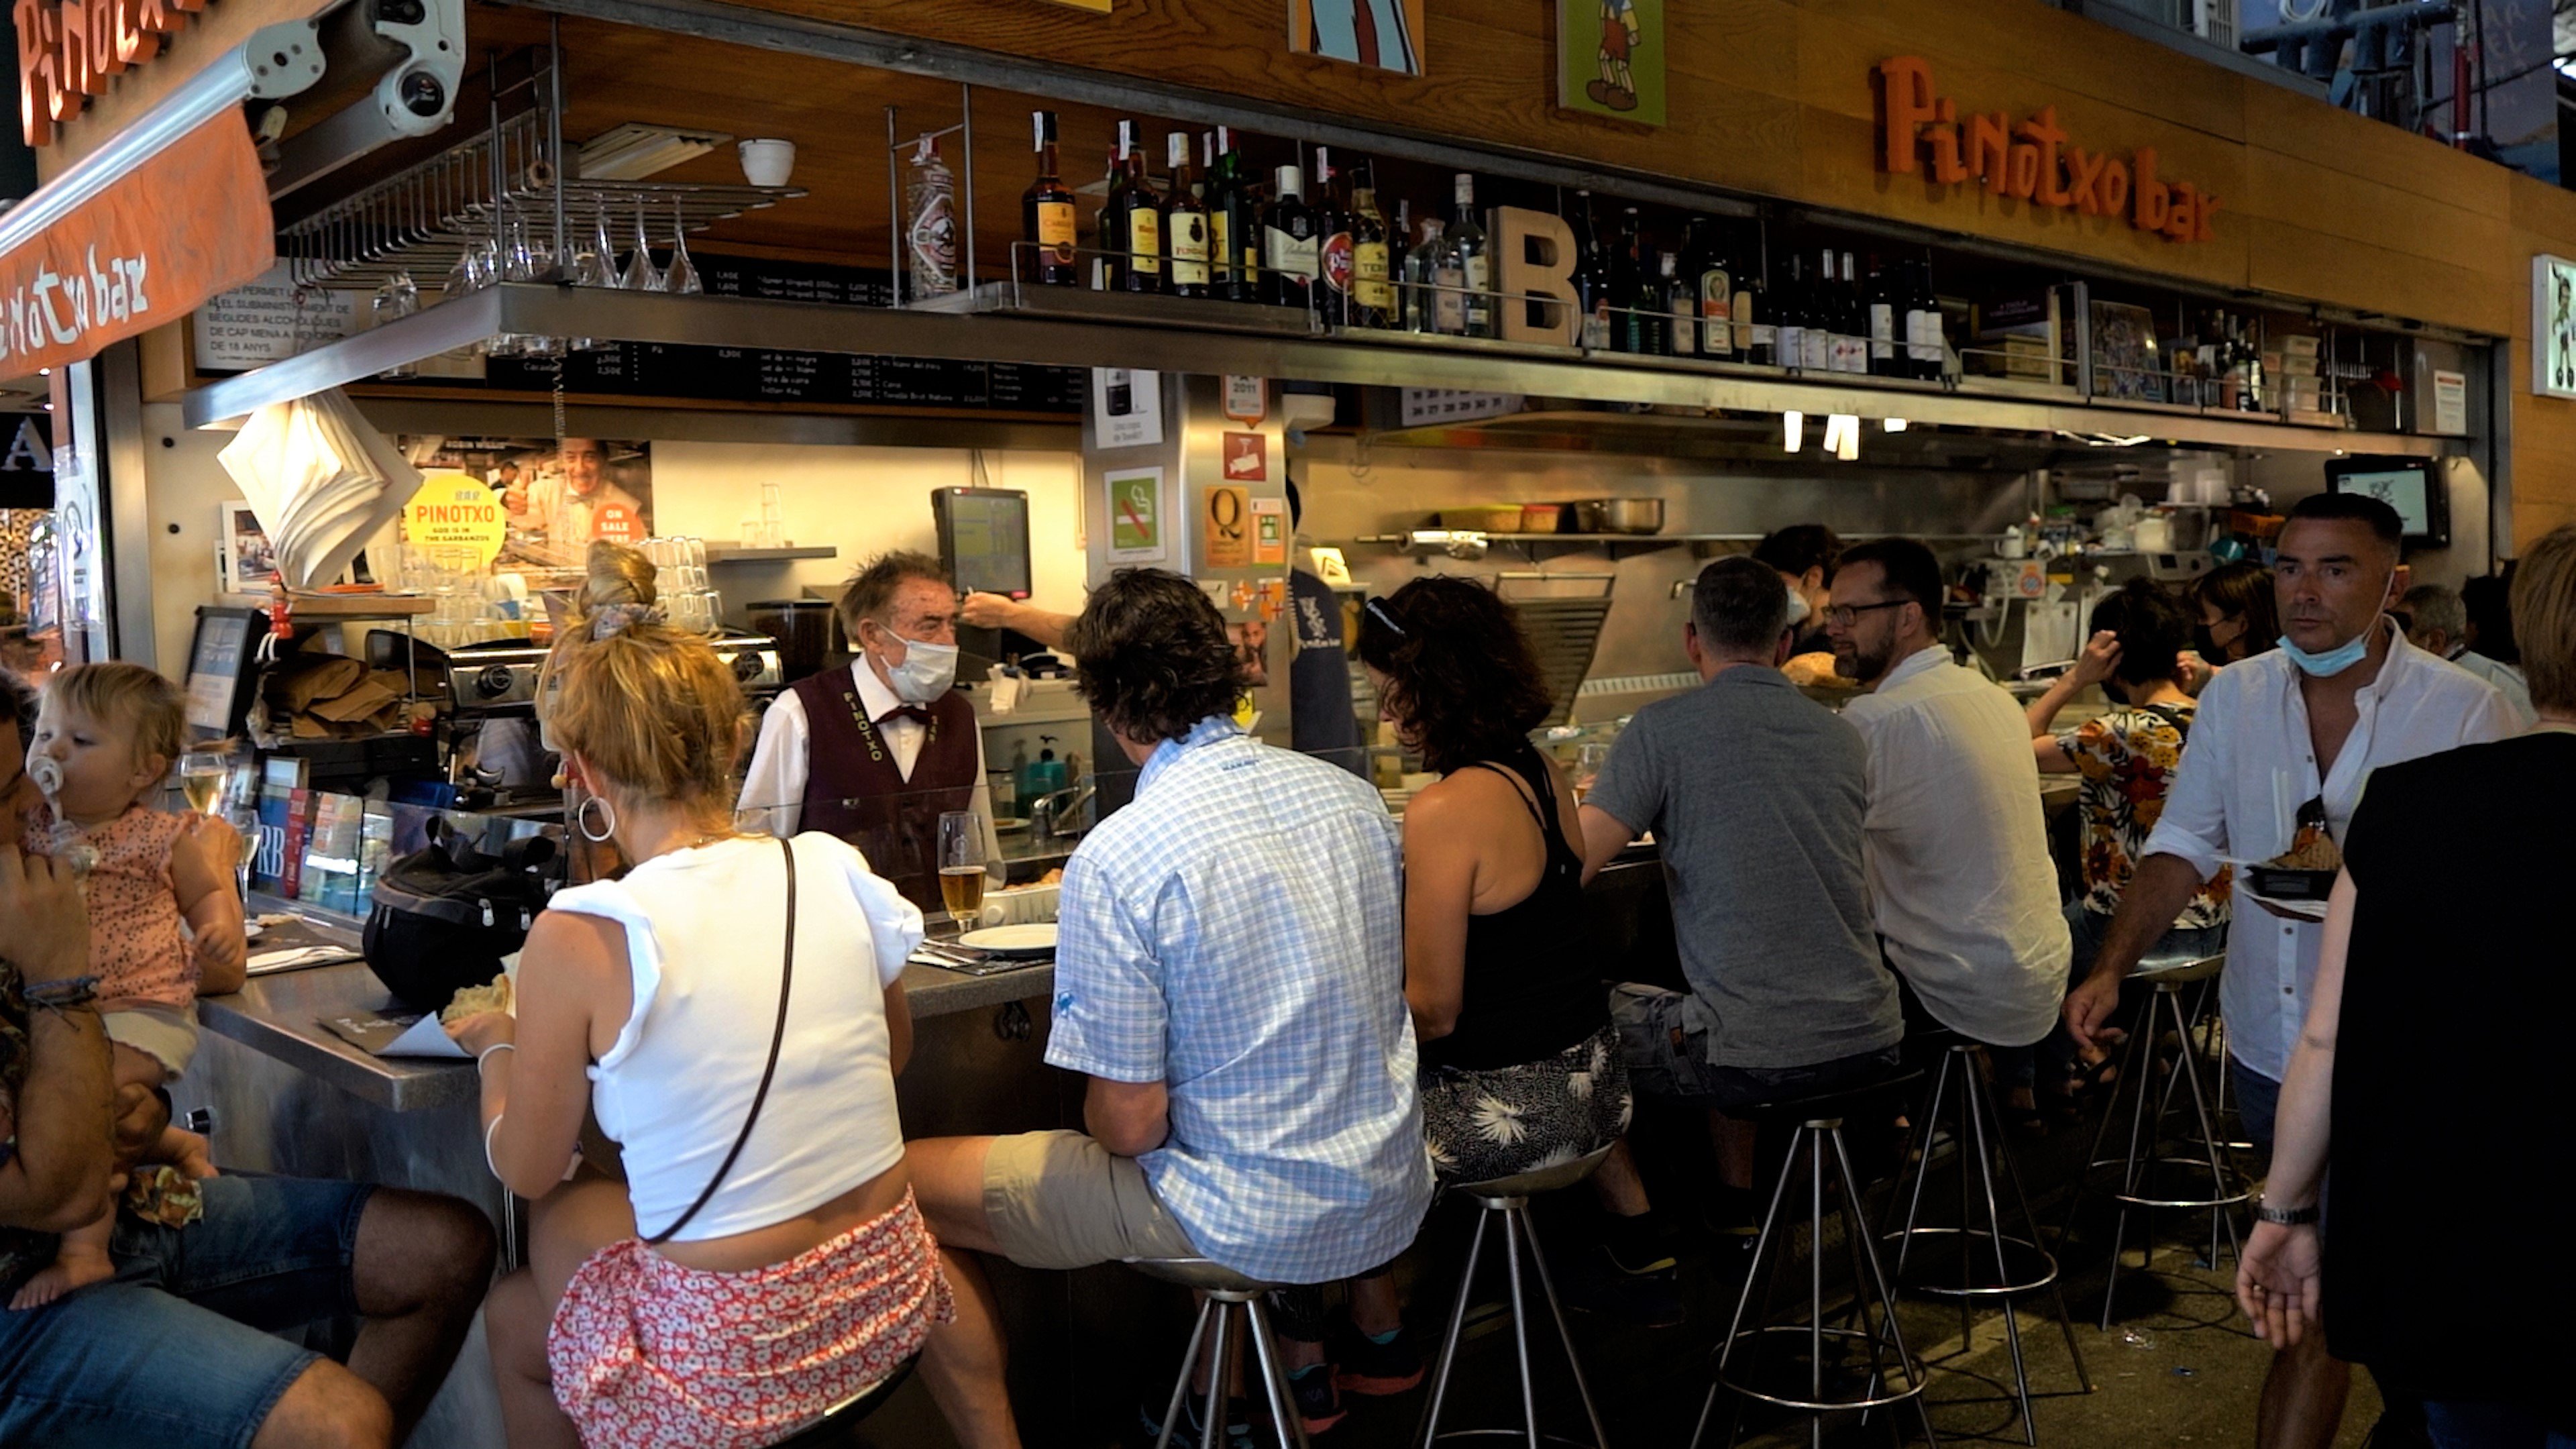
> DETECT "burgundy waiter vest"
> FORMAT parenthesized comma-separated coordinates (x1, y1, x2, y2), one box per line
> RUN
(789, 667, 979, 911)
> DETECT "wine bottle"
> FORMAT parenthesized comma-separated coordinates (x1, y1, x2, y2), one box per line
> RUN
(1801, 251, 1834, 372)
(1866, 254, 1898, 377)
(1680, 216, 1731, 360)
(1216, 129, 1260, 303)
(1164, 132, 1210, 299)
(1775, 255, 1809, 371)
(1261, 163, 1320, 309)
(1022, 111, 1079, 288)
(1448, 174, 1491, 337)
(1735, 271, 1770, 366)
(1610, 209, 1658, 355)
(1836, 250, 1868, 374)
(1314, 148, 1355, 325)
(1661, 251, 1694, 357)
(1104, 121, 1162, 294)
(1430, 217, 1468, 335)
(1349, 161, 1393, 329)
(1407, 217, 1446, 332)
(1388, 198, 1413, 329)
(1905, 258, 1943, 380)
(1568, 191, 1610, 350)
(1202, 133, 1230, 295)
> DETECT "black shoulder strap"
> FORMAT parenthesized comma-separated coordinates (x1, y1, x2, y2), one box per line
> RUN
(645, 835, 798, 1245)
(2143, 703, 2194, 743)
(1460, 759, 1552, 837)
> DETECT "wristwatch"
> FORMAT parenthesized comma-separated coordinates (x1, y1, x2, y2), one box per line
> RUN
(2254, 1194, 2320, 1226)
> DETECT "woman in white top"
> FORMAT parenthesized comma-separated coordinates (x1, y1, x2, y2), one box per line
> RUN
(447, 543, 953, 1449)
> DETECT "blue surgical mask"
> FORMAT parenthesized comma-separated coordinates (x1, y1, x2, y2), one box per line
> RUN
(884, 635, 959, 703)
(2276, 629, 2371, 678)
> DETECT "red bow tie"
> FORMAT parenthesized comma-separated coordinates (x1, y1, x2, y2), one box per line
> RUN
(876, 705, 936, 728)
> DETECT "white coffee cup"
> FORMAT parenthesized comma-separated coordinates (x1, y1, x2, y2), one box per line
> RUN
(739, 138, 796, 188)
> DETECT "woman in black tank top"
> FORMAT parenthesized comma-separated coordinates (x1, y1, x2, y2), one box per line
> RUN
(1356, 579, 1631, 1186)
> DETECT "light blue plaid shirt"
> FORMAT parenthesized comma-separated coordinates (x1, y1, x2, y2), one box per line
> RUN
(1045, 717, 1431, 1283)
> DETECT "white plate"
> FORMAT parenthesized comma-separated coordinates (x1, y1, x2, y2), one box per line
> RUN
(244, 921, 265, 941)
(958, 924, 1058, 957)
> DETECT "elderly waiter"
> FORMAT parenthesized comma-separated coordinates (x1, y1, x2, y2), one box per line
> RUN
(742, 549, 1002, 911)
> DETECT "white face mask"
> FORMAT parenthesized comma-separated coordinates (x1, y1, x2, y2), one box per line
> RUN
(882, 635, 959, 703)
(1782, 583, 1812, 628)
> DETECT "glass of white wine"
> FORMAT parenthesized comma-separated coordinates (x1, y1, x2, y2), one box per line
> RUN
(180, 749, 227, 816)
(937, 810, 986, 934)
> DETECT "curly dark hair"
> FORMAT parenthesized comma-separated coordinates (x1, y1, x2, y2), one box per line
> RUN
(1354, 577, 1554, 775)
(1065, 569, 1245, 744)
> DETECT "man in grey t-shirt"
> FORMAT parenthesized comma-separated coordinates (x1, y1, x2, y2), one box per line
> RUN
(1576, 555, 1904, 1245)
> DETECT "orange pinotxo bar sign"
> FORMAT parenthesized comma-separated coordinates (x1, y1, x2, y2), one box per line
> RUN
(1876, 56, 2220, 244)
(13, 0, 212, 148)
(0, 109, 275, 373)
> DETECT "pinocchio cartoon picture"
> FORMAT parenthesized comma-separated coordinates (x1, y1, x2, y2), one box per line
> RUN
(1587, 0, 1642, 111)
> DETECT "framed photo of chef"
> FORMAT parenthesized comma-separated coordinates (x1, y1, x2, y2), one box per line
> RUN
(2535, 255, 2576, 399)
(402, 437, 655, 568)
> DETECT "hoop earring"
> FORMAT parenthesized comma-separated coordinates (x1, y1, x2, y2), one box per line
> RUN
(576, 793, 617, 843)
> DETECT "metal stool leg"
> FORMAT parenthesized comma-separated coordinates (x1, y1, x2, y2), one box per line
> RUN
(1515, 1204, 1612, 1449)
(1415, 1208, 1491, 1447)
(1155, 1296, 1220, 1449)
(1242, 1296, 1315, 1449)
(1990, 1079, 2095, 1396)
(1695, 1124, 1807, 1449)
(1499, 1210, 1542, 1449)
(1961, 1055, 2035, 1446)
(1828, 1128, 1938, 1449)
(1889, 1051, 1955, 1281)
(1203, 1297, 1234, 1449)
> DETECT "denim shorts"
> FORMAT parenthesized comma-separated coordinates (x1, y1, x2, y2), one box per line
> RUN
(0, 1173, 376, 1449)
(1611, 982, 1904, 1114)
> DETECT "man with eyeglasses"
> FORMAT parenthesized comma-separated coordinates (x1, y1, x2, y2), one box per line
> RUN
(1831, 539, 2071, 1099)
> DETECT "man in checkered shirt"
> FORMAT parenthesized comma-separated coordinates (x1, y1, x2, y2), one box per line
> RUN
(908, 568, 1430, 1449)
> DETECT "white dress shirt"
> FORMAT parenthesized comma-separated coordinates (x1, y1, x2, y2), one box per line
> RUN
(2446, 647, 2536, 728)
(2141, 623, 2517, 1081)
(739, 660, 1003, 881)
(1843, 646, 2073, 1049)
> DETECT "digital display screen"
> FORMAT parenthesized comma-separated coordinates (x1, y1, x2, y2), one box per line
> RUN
(941, 491, 1032, 598)
(2334, 467, 2432, 537)
(184, 612, 250, 737)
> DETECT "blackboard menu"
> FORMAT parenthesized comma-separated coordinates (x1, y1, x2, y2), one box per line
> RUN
(355, 253, 1087, 413)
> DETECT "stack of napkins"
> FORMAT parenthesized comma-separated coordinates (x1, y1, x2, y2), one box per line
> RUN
(217, 388, 425, 591)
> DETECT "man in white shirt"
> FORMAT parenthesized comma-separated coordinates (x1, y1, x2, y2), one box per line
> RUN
(741, 551, 1001, 913)
(2401, 582, 2536, 727)
(2065, 494, 2515, 1449)
(1830, 538, 2072, 1094)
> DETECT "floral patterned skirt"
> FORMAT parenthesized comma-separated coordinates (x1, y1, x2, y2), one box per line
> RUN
(546, 1187, 954, 1449)
(1420, 1022, 1633, 1187)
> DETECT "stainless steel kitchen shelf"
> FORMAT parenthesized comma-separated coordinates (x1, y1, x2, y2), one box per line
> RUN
(704, 543, 837, 563)
(180, 285, 2453, 463)
(909, 280, 1319, 337)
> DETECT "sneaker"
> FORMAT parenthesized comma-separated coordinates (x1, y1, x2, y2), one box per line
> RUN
(1328, 1315, 1424, 1396)
(1552, 1242, 1686, 1329)
(1284, 1362, 1346, 1434)
(1139, 1393, 1253, 1449)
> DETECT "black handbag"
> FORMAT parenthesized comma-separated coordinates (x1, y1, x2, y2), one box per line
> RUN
(362, 820, 559, 1013)
(645, 835, 799, 1245)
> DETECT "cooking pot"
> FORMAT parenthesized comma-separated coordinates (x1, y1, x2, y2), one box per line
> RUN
(1570, 498, 1664, 535)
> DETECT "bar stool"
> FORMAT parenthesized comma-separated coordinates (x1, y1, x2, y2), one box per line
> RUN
(2066, 951, 2249, 1328)
(1883, 1031, 2094, 1444)
(769, 1355, 918, 1446)
(1415, 1144, 1616, 1449)
(1130, 1256, 1311, 1449)
(1691, 1071, 1935, 1449)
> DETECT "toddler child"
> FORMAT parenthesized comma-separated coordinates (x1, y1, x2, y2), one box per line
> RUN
(8, 662, 241, 1310)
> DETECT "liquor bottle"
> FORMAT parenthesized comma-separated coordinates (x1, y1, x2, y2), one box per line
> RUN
(1348, 161, 1393, 329)
(1568, 191, 1610, 350)
(1801, 251, 1835, 373)
(1260, 163, 1320, 309)
(1660, 251, 1695, 357)
(1202, 133, 1230, 294)
(1610, 209, 1658, 354)
(1836, 250, 1868, 374)
(1448, 174, 1491, 337)
(1407, 217, 1446, 332)
(1866, 255, 1899, 377)
(904, 136, 958, 301)
(1680, 216, 1732, 360)
(1216, 129, 1261, 303)
(1313, 148, 1356, 325)
(1738, 273, 1771, 366)
(1775, 255, 1809, 371)
(1904, 258, 1943, 380)
(1388, 198, 1413, 329)
(1430, 215, 1468, 335)
(1022, 111, 1079, 288)
(1104, 121, 1162, 294)
(1163, 132, 1210, 299)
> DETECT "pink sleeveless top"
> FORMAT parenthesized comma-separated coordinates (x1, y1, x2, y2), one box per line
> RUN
(23, 806, 195, 1012)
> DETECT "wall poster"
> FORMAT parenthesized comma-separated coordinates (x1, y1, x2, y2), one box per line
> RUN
(1104, 466, 1167, 564)
(1558, 0, 1662, 123)
(2535, 255, 2576, 399)
(403, 437, 654, 568)
(1289, 0, 1424, 74)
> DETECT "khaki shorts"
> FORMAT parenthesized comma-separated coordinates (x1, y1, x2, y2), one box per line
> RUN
(981, 1130, 1199, 1271)
(104, 1004, 199, 1079)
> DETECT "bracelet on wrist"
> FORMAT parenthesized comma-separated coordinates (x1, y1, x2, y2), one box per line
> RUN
(22, 975, 102, 1014)
(477, 1042, 517, 1070)
(2255, 1194, 2319, 1227)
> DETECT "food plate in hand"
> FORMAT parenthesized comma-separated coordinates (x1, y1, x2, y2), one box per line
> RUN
(957, 924, 1057, 957)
